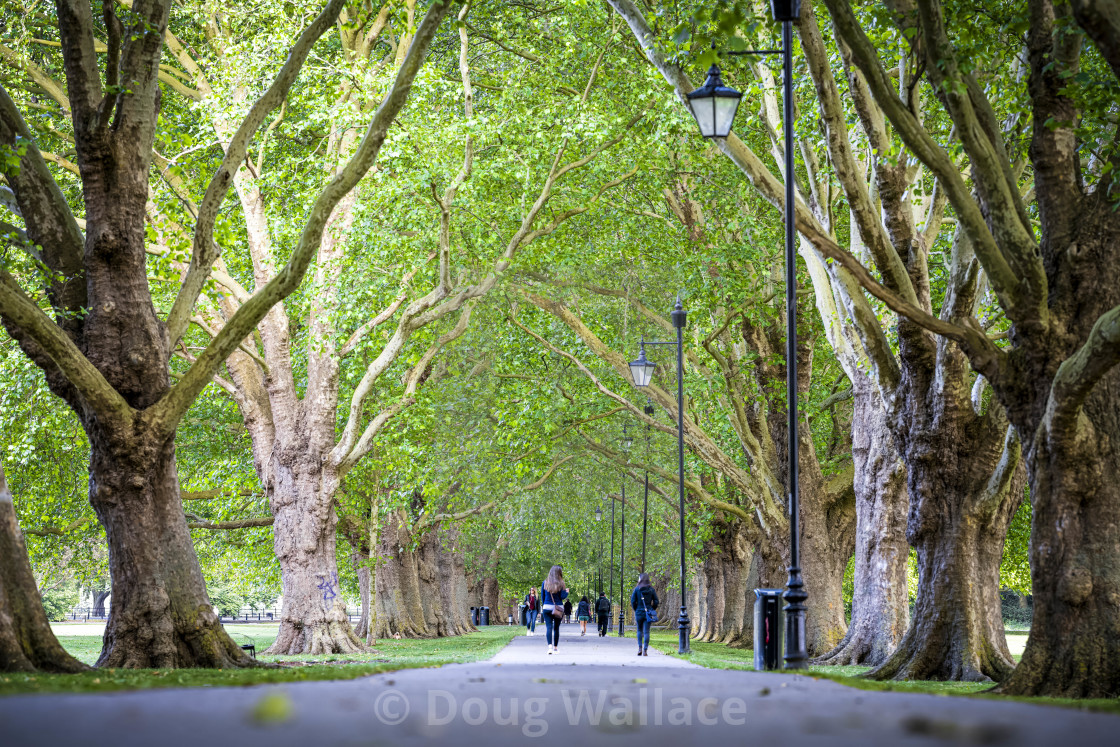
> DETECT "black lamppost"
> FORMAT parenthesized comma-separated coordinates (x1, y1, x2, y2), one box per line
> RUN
(683, 0, 807, 669)
(629, 297, 690, 654)
(616, 424, 633, 637)
(641, 401, 654, 572)
(609, 493, 616, 616)
(595, 506, 603, 595)
(618, 479, 626, 637)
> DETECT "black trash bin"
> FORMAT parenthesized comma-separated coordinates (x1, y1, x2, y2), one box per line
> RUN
(471, 606, 479, 626)
(480, 606, 490, 626)
(753, 589, 784, 671)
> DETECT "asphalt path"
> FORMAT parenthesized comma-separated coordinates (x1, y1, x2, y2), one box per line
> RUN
(1, 623, 1116, 746)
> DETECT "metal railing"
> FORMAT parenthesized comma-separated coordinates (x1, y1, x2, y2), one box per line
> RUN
(63, 607, 365, 624)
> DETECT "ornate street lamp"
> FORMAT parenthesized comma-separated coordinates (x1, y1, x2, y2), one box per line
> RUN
(685, 65, 742, 138)
(629, 345, 656, 387)
(631, 297, 690, 654)
(684, 0, 807, 670)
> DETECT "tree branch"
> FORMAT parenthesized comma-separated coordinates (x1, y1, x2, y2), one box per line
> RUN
(165, 0, 347, 349)
(0, 270, 132, 429)
(801, 3, 917, 304)
(148, 0, 453, 437)
(0, 85, 87, 328)
(579, 432, 751, 522)
(187, 516, 273, 530)
(821, 0, 1038, 323)
(1048, 303, 1120, 430)
(1072, 0, 1120, 82)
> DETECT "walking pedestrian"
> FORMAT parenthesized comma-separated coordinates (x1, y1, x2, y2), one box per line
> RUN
(540, 565, 568, 654)
(594, 591, 611, 637)
(630, 572, 659, 656)
(563, 598, 573, 624)
(576, 596, 591, 636)
(523, 587, 538, 636)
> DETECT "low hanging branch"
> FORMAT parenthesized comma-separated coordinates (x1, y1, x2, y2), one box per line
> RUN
(187, 516, 273, 530)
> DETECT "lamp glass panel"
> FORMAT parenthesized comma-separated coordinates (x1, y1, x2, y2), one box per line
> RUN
(688, 96, 716, 138)
(714, 96, 741, 138)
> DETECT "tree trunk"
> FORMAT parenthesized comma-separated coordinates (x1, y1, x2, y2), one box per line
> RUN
(414, 527, 452, 636)
(91, 440, 253, 668)
(816, 382, 910, 666)
(868, 368, 1023, 682)
(353, 550, 371, 640)
(871, 498, 1018, 682)
(767, 352, 856, 657)
(694, 518, 754, 647)
(1001, 369, 1120, 696)
(437, 525, 475, 636)
(265, 461, 363, 655)
(801, 483, 855, 657)
(92, 589, 110, 618)
(1, 465, 88, 673)
(374, 509, 433, 638)
(372, 512, 475, 639)
(480, 576, 501, 617)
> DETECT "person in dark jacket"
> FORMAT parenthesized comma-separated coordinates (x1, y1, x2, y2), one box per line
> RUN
(630, 573, 659, 656)
(523, 588, 538, 636)
(563, 598, 573, 623)
(594, 591, 611, 637)
(540, 565, 569, 654)
(576, 596, 591, 636)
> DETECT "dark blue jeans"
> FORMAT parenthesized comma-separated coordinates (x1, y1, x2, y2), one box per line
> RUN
(544, 610, 562, 646)
(525, 608, 537, 632)
(635, 615, 652, 650)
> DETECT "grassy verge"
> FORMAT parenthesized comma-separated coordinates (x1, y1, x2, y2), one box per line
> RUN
(647, 632, 1120, 715)
(0, 625, 522, 697)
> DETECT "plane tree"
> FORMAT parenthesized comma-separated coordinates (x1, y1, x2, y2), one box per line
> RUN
(0, 0, 453, 668)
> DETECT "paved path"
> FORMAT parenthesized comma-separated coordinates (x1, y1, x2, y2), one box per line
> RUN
(1, 624, 1116, 746)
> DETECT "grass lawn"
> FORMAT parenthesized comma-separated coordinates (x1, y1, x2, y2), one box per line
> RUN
(646, 631, 1120, 715)
(0, 624, 522, 697)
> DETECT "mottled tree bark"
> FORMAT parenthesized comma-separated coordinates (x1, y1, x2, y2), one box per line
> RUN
(438, 525, 475, 636)
(694, 519, 753, 647)
(866, 330, 1023, 682)
(0, 465, 88, 673)
(998, 202, 1120, 697)
(816, 381, 909, 666)
(373, 510, 474, 638)
(374, 509, 430, 639)
(800, 473, 856, 656)
(92, 440, 253, 667)
(265, 453, 363, 655)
